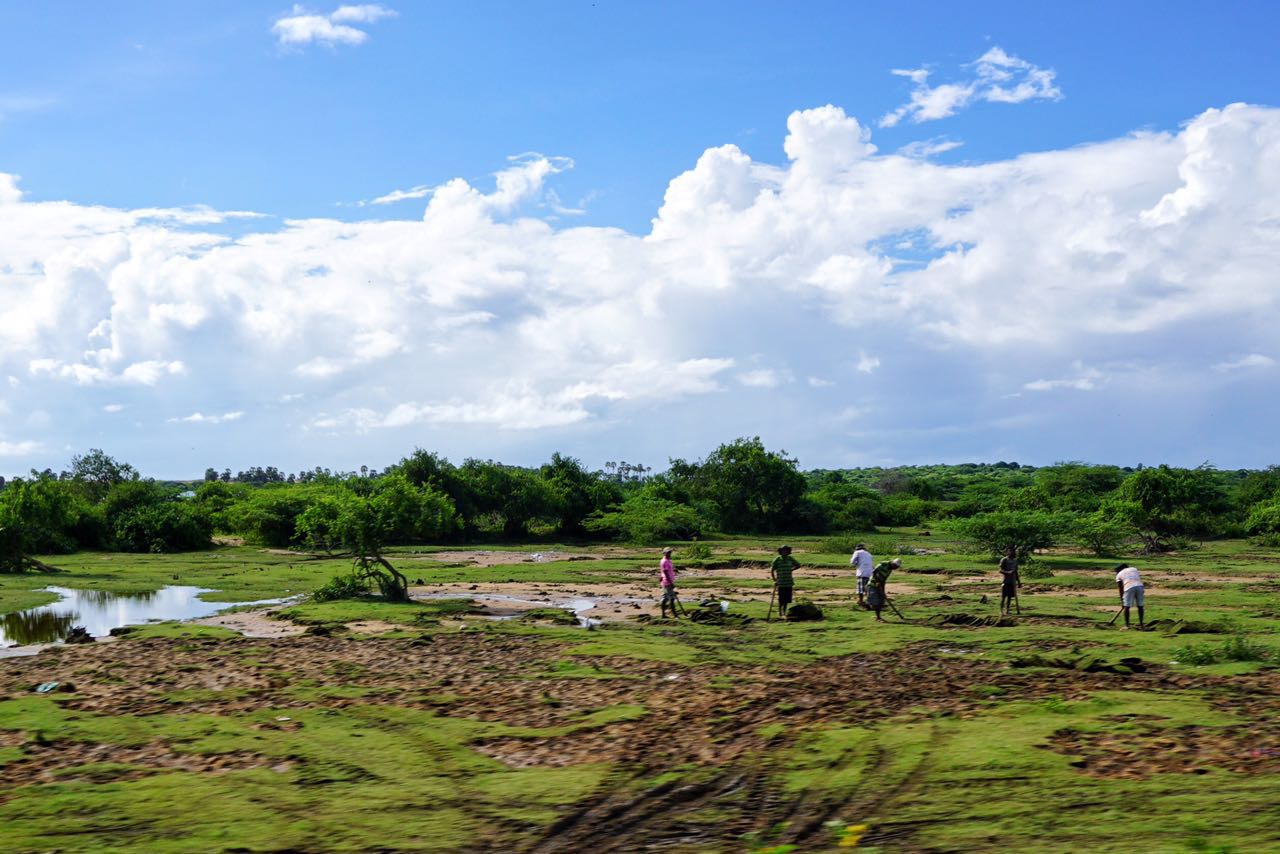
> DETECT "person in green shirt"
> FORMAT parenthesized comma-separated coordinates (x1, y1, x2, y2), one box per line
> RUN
(769, 545, 800, 618)
(867, 558, 901, 623)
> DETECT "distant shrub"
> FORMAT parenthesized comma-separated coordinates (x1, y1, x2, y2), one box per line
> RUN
(1245, 500, 1280, 536)
(950, 510, 1071, 561)
(1020, 562, 1054, 580)
(1070, 513, 1133, 556)
(112, 503, 213, 553)
(817, 534, 863, 555)
(584, 496, 706, 544)
(680, 542, 712, 561)
(312, 572, 369, 602)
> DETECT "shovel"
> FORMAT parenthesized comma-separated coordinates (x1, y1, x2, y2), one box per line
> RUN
(1107, 604, 1125, 626)
(766, 583, 777, 622)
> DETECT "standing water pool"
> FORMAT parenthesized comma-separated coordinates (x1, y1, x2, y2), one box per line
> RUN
(0, 586, 279, 647)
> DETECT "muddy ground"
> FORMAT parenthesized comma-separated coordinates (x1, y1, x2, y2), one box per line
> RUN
(3, 629, 1277, 852)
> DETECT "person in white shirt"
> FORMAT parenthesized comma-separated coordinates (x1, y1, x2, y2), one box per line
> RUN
(851, 544, 874, 609)
(1115, 564, 1145, 628)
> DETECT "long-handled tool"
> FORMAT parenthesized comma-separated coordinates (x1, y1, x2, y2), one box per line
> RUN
(884, 595, 908, 622)
(766, 583, 777, 622)
(1013, 588, 1022, 615)
(1107, 604, 1125, 626)
(672, 592, 688, 617)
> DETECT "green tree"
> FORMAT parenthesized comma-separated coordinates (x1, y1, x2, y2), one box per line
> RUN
(1108, 465, 1232, 551)
(0, 478, 78, 572)
(1245, 499, 1280, 537)
(584, 494, 706, 543)
(394, 449, 476, 522)
(682, 437, 807, 533)
(540, 453, 616, 535)
(1070, 512, 1134, 557)
(458, 460, 557, 538)
(112, 503, 213, 553)
(951, 510, 1071, 561)
(294, 489, 413, 601)
(69, 449, 139, 503)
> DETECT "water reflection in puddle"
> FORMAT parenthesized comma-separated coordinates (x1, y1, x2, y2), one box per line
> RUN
(0, 586, 279, 647)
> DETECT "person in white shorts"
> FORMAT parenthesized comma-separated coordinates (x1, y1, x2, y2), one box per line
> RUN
(851, 543, 874, 609)
(1115, 563, 1145, 629)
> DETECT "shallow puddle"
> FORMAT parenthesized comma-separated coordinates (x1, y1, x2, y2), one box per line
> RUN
(0, 586, 281, 647)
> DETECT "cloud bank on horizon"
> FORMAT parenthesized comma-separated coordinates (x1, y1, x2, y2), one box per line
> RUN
(2, 91, 1279, 474)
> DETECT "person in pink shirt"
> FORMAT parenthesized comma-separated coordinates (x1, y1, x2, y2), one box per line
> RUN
(660, 547, 680, 618)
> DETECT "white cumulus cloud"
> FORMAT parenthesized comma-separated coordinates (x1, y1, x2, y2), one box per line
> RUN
(272, 4, 396, 48)
(881, 47, 1062, 128)
(3, 100, 1280, 472)
(1213, 353, 1275, 371)
(169, 411, 244, 424)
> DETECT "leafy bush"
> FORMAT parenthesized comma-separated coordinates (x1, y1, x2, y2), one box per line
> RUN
(112, 503, 213, 553)
(949, 510, 1071, 560)
(1070, 512, 1133, 556)
(312, 572, 370, 602)
(680, 541, 712, 560)
(1020, 561, 1054, 580)
(225, 489, 321, 547)
(584, 496, 706, 543)
(876, 495, 931, 528)
(817, 534, 864, 555)
(1245, 500, 1280, 536)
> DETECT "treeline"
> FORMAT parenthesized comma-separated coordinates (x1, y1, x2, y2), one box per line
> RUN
(4, 440, 1280, 572)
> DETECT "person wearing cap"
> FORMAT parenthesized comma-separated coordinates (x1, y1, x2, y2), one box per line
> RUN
(770, 545, 800, 618)
(659, 547, 679, 618)
(850, 543, 874, 608)
(867, 558, 901, 623)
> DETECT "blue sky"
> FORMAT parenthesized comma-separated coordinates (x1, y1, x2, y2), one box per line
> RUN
(2, 1, 1279, 477)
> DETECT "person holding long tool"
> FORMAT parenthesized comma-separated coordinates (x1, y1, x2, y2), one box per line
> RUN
(1114, 563, 1145, 629)
(851, 543, 874, 609)
(999, 547, 1022, 615)
(867, 558, 901, 623)
(659, 547, 680, 618)
(769, 545, 799, 619)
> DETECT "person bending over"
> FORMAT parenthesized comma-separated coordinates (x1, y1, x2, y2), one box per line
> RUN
(851, 543, 873, 609)
(867, 558, 901, 623)
(1115, 563, 1145, 629)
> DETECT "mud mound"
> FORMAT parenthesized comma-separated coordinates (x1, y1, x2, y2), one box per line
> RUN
(927, 614, 1016, 628)
(1011, 654, 1148, 675)
(687, 605, 753, 627)
(784, 602, 824, 622)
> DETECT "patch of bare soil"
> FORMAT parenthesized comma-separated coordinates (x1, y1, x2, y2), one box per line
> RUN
(1, 632, 1270, 851)
(0, 742, 282, 789)
(193, 608, 306, 638)
(1048, 716, 1280, 778)
(402, 550, 611, 567)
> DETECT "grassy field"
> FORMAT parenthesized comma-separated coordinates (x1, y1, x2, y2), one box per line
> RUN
(1, 534, 1278, 852)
